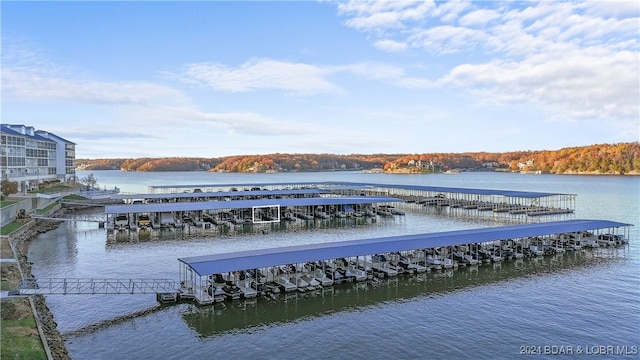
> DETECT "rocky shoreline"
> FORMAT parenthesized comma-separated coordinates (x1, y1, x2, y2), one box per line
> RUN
(11, 216, 70, 360)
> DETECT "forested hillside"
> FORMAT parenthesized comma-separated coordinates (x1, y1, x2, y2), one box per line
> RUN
(384, 143, 640, 174)
(76, 142, 640, 175)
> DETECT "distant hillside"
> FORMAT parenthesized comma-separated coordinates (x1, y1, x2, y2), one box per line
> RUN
(384, 142, 640, 175)
(75, 154, 399, 172)
(76, 142, 640, 175)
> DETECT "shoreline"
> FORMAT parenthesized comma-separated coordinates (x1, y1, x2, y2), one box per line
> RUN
(9, 216, 70, 360)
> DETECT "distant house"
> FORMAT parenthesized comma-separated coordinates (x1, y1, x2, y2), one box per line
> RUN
(517, 159, 535, 170)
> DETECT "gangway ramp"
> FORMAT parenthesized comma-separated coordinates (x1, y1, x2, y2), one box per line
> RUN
(20, 278, 177, 295)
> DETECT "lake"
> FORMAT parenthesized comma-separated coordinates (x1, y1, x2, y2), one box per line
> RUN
(29, 171, 639, 359)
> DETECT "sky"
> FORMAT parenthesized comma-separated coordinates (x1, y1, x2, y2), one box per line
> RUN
(1, 1, 639, 159)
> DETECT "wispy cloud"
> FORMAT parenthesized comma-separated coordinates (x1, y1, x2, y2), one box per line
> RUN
(335, 0, 640, 129)
(174, 58, 435, 93)
(2, 41, 327, 140)
(175, 59, 342, 95)
(337, 0, 435, 31)
(374, 39, 408, 52)
(2, 67, 191, 106)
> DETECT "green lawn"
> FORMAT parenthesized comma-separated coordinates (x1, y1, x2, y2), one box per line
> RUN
(0, 299, 47, 360)
(0, 222, 24, 236)
(33, 203, 59, 215)
(1, 200, 17, 208)
(62, 194, 88, 201)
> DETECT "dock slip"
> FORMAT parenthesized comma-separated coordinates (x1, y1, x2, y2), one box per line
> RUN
(177, 219, 631, 305)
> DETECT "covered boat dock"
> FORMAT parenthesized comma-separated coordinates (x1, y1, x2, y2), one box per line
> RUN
(177, 219, 631, 305)
(104, 195, 402, 231)
(146, 181, 576, 222)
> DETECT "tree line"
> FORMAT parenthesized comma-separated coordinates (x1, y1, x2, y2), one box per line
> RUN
(75, 142, 640, 175)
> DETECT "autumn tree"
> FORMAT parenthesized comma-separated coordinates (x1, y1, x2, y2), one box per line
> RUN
(1, 180, 19, 199)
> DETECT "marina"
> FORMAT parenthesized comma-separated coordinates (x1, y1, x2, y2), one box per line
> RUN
(25, 171, 638, 360)
(49, 180, 626, 308)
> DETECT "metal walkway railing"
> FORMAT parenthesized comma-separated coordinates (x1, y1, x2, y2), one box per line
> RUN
(20, 278, 177, 295)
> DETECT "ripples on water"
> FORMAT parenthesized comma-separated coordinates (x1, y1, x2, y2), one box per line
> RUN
(29, 172, 639, 359)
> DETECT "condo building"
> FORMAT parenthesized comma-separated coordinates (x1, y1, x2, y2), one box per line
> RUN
(1, 124, 76, 192)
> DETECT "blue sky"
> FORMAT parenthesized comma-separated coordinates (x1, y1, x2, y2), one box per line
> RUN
(2, 1, 639, 159)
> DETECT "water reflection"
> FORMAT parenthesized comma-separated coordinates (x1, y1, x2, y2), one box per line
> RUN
(181, 247, 626, 337)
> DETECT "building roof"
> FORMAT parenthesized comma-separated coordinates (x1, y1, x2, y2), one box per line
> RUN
(104, 195, 402, 214)
(178, 219, 631, 276)
(35, 130, 76, 145)
(1, 124, 74, 144)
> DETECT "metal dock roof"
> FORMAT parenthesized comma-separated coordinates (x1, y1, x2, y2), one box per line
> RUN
(178, 219, 631, 276)
(148, 181, 572, 199)
(112, 188, 328, 200)
(104, 195, 402, 214)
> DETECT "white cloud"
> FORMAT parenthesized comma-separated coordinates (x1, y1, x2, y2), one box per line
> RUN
(2, 67, 190, 106)
(337, 0, 435, 30)
(335, 0, 640, 131)
(434, 1, 473, 23)
(408, 25, 487, 54)
(441, 48, 639, 126)
(374, 39, 408, 52)
(177, 59, 342, 95)
(458, 8, 500, 27)
(334, 62, 434, 88)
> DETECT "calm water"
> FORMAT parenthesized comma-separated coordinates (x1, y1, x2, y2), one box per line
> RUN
(29, 171, 639, 359)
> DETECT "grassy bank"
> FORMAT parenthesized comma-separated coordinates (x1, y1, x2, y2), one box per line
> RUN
(1, 298, 47, 360)
(1, 237, 48, 360)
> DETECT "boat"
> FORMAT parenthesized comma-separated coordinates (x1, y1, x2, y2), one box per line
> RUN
(371, 254, 398, 277)
(398, 256, 428, 273)
(206, 286, 227, 303)
(276, 276, 297, 292)
(294, 276, 310, 292)
(463, 254, 479, 266)
(442, 258, 455, 269)
(231, 215, 246, 225)
(425, 255, 442, 270)
(114, 214, 129, 230)
(240, 281, 258, 299)
(527, 245, 544, 257)
(300, 275, 321, 290)
(334, 211, 348, 218)
(313, 269, 334, 287)
(282, 212, 297, 221)
(597, 234, 619, 246)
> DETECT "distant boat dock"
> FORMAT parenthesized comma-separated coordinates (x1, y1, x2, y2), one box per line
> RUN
(103, 181, 577, 237)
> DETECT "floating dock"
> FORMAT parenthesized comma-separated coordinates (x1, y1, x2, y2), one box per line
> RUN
(176, 219, 630, 305)
(103, 181, 577, 238)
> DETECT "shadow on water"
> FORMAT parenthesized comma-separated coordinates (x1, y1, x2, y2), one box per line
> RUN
(181, 247, 628, 337)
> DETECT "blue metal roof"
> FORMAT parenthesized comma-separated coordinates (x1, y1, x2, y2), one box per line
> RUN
(112, 188, 328, 200)
(178, 219, 631, 276)
(104, 195, 401, 214)
(349, 182, 569, 198)
(149, 181, 571, 199)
